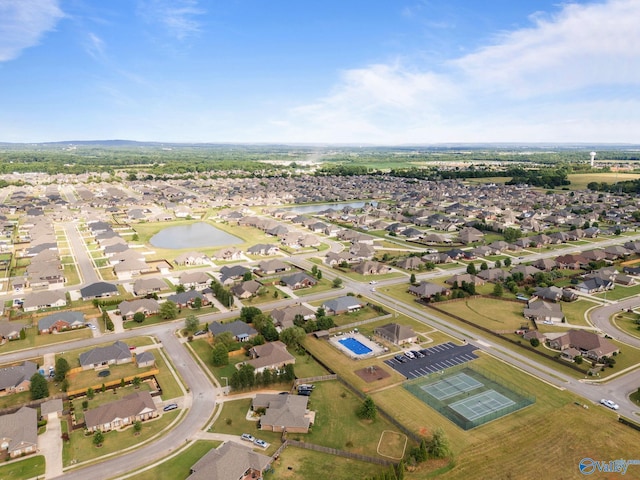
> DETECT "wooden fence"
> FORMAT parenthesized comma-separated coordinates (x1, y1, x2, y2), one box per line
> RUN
(66, 369, 160, 397)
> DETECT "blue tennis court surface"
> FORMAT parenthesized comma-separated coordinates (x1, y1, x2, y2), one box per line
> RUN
(338, 337, 372, 355)
(449, 390, 515, 421)
(421, 372, 483, 400)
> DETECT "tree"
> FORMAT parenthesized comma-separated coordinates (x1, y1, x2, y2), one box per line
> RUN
(87, 387, 95, 399)
(240, 306, 262, 323)
(574, 356, 583, 365)
(103, 310, 114, 331)
(133, 312, 146, 323)
(133, 420, 142, 436)
(193, 296, 202, 310)
(332, 277, 343, 288)
(357, 395, 377, 420)
(133, 376, 142, 388)
(503, 257, 512, 267)
(213, 331, 234, 349)
(311, 265, 318, 276)
(492, 283, 504, 297)
(316, 307, 326, 319)
(159, 301, 179, 320)
(480, 262, 488, 271)
(212, 343, 229, 366)
(19, 328, 26, 340)
(466, 263, 477, 275)
(280, 326, 306, 348)
(54, 357, 70, 382)
(494, 259, 502, 268)
(410, 273, 416, 284)
(185, 314, 199, 333)
(530, 338, 540, 348)
(243, 271, 253, 281)
(30, 373, 49, 400)
(426, 428, 451, 459)
(93, 431, 104, 447)
(175, 284, 186, 294)
(316, 270, 322, 280)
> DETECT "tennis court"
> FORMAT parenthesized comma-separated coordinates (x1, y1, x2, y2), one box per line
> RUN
(421, 372, 483, 401)
(449, 390, 516, 421)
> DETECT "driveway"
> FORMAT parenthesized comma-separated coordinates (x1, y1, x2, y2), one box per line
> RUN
(40, 413, 63, 478)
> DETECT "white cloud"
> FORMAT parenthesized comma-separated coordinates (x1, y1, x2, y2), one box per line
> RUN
(84, 32, 106, 60)
(278, 0, 640, 144)
(137, 0, 204, 40)
(0, 0, 64, 62)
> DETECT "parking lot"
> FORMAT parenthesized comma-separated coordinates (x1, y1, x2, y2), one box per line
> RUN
(384, 342, 478, 379)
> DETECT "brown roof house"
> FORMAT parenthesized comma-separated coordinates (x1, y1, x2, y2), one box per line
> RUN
(85, 391, 157, 433)
(0, 406, 37, 458)
(0, 361, 37, 396)
(118, 298, 160, 320)
(547, 330, 619, 361)
(523, 300, 564, 323)
(270, 304, 316, 329)
(252, 393, 314, 433)
(79, 341, 132, 370)
(188, 441, 271, 480)
(408, 282, 450, 301)
(245, 341, 295, 374)
(374, 323, 417, 345)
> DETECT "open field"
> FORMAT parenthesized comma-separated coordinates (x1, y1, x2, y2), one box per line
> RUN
(431, 298, 530, 332)
(567, 172, 640, 190)
(372, 354, 638, 480)
(593, 282, 640, 301)
(561, 298, 598, 327)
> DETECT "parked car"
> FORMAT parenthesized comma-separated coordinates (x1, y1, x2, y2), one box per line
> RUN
(600, 399, 619, 410)
(129, 345, 136, 350)
(411, 350, 424, 358)
(241, 433, 255, 442)
(404, 350, 415, 359)
(253, 439, 267, 448)
(163, 403, 178, 412)
(394, 354, 406, 363)
(194, 330, 207, 336)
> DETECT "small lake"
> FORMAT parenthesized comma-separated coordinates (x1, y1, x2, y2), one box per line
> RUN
(150, 222, 242, 249)
(285, 201, 377, 214)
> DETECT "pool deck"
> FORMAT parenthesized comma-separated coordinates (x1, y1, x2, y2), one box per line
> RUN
(329, 331, 386, 360)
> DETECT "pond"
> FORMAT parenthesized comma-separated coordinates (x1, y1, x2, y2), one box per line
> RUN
(285, 201, 377, 214)
(149, 222, 242, 249)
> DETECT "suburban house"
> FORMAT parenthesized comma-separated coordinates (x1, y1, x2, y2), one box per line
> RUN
(270, 304, 316, 329)
(230, 280, 263, 299)
(523, 299, 564, 323)
(80, 281, 119, 301)
(252, 393, 314, 433)
(374, 323, 418, 345)
(245, 341, 295, 374)
(79, 341, 132, 370)
(353, 260, 392, 275)
(408, 282, 450, 301)
(178, 271, 211, 290)
(118, 298, 160, 320)
(84, 391, 158, 433)
(322, 296, 364, 315)
(38, 311, 86, 334)
(0, 361, 37, 395)
(0, 321, 26, 341)
(208, 320, 258, 342)
(531, 286, 579, 303)
(280, 272, 317, 290)
(575, 277, 614, 294)
(256, 259, 290, 275)
(0, 406, 37, 458)
(247, 244, 280, 256)
(187, 441, 271, 480)
(445, 274, 485, 287)
(174, 251, 210, 266)
(132, 277, 168, 297)
(166, 291, 208, 308)
(22, 290, 67, 312)
(547, 330, 619, 361)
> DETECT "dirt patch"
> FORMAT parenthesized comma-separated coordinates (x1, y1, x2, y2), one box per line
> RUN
(355, 365, 391, 383)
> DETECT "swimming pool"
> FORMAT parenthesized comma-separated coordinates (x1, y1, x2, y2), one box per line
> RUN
(338, 337, 372, 355)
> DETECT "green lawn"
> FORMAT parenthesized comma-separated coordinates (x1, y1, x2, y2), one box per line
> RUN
(70, 384, 153, 423)
(265, 446, 383, 480)
(0, 326, 92, 354)
(153, 348, 185, 400)
(593, 283, 640, 301)
(372, 354, 640, 480)
(63, 410, 180, 466)
(131, 440, 221, 480)
(435, 298, 530, 332)
(612, 311, 640, 340)
(0, 455, 45, 480)
(561, 298, 599, 327)
(567, 172, 640, 190)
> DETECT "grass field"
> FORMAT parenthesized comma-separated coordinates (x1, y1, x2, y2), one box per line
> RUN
(561, 298, 599, 327)
(593, 283, 640, 301)
(435, 298, 530, 332)
(371, 354, 638, 479)
(131, 440, 221, 480)
(0, 455, 45, 480)
(567, 172, 640, 190)
(0, 326, 93, 354)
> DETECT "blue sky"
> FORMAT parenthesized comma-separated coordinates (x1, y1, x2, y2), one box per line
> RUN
(1, 0, 638, 144)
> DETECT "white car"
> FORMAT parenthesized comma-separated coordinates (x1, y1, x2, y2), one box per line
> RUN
(600, 399, 619, 410)
(241, 433, 255, 442)
(369, 280, 377, 285)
